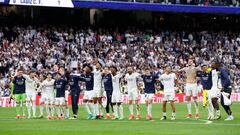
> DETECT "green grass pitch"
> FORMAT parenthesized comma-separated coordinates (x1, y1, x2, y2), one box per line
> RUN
(0, 103, 239, 135)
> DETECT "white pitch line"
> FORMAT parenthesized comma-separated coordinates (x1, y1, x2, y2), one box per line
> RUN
(99, 119, 240, 126)
(0, 118, 239, 126)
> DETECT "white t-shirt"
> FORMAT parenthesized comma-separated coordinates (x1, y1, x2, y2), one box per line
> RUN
(160, 73, 177, 93)
(112, 73, 122, 93)
(125, 72, 140, 92)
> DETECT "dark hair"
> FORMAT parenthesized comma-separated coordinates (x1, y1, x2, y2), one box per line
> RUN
(83, 64, 93, 71)
(111, 66, 118, 71)
(46, 72, 52, 77)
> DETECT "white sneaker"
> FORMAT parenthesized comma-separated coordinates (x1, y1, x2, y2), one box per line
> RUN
(171, 117, 176, 120)
(160, 116, 167, 120)
(208, 115, 214, 120)
(225, 115, 234, 121)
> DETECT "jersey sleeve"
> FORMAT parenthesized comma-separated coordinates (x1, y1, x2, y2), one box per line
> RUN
(23, 75, 31, 82)
(195, 67, 202, 71)
(178, 67, 186, 72)
(77, 75, 85, 82)
(173, 73, 177, 80)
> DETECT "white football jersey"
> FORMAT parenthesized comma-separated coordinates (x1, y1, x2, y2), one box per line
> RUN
(93, 69, 102, 90)
(212, 69, 222, 89)
(125, 72, 140, 92)
(41, 79, 55, 95)
(112, 73, 122, 93)
(23, 75, 37, 94)
(160, 73, 176, 93)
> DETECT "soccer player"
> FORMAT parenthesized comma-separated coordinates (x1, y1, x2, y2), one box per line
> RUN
(209, 63, 222, 120)
(102, 67, 114, 119)
(160, 66, 177, 120)
(68, 68, 83, 120)
(11, 69, 26, 119)
(52, 64, 59, 78)
(81, 65, 95, 119)
(141, 67, 159, 120)
(38, 73, 55, 119)
(59, 67, 70, 119)
(110, 66, 124, 120)
(180, 58, 201, 119)
(92, 62, 104, 119)
(54, 72, 67, 120)
(199, 65, 215, 120)
(125, 66, 141, 120)
(23, 71, 38, 119)
(37, 74, 45, 118)
(215, 62, 233, 120)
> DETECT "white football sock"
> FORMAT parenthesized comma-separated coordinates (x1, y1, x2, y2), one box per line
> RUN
(85, 103, 92, 115)
(99, 104, 104, 116)
(113, 105, 119, 118)
(46, 105, 50, 117)
(148, 104, 152, 116)
(129, 104, 134, 115)
(118, 104, 124, 118)
(65, 107, 70, 117)
(172, 112, 176, 117)
(50, 106, 55, 117)
(96, 103, 100, 116)
(32, 102, 36, 117)
(40, 105, 44, 116)
(56, 107, 61, 117)
(193, 100, 199, 114)
(163, 112, 166, 117)
(89, 103, 94, 115)
(93, 103, 98, 116)
(187, 102, 192, 114)
(26, 102, 31, 117)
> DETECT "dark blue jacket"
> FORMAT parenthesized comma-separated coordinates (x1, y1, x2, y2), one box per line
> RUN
(54, 78, 67, 97)
(69, 74, 83, 92)
(220, 67, 231, 89)
(199, 71, 212, 90)
(102, 74, 113, 92)
(142, 74, 158, 94)
(81, 73, 94, 91)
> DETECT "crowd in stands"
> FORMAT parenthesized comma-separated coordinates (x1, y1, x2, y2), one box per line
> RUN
(0, 26, 240, 96)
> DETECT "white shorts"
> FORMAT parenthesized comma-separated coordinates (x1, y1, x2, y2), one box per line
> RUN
(92, 88, 104, 98)
(55, 97, 65, 106)
(40, 93, 55, 105)
(185, 83, 198, 97)
(207, 87, 221, 98)
(65, 91, 70, 103)
(163, 93, 175, 101)
(144, 93, 154, 101)
(128, 90, 139, 101)
(112, 91, 122, 103)
(83, 90, 93, 100)
(26, 93, 36, 101)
